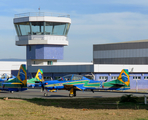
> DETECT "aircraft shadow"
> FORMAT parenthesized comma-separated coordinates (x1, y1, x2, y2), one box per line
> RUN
(94, 90, 148, 95)
(24, 96, 148, 110)
(44, 95, 69, 97)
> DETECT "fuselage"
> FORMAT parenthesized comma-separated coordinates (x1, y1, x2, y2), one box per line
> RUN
(42, 74, 130, 91)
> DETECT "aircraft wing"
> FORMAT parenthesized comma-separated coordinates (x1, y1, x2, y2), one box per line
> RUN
(2, 83, 22, 85)
(64, 84, 86, 91)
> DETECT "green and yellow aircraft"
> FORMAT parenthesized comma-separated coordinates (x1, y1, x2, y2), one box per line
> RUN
(27, 69, 44, 88)
(42, 69, 130, 97)
(0, 64, 27, 93)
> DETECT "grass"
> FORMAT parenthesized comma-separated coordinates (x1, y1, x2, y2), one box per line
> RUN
(0, 97, 148, 120)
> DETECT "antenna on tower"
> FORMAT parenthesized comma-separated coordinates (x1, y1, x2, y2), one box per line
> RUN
(38, 7, 40, 16)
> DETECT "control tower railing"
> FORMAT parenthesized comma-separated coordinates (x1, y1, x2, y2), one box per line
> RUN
(15, 35, 68, 41)
(14, 12, 70, 18)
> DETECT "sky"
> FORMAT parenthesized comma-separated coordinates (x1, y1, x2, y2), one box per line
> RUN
(0, 0, 148, 62)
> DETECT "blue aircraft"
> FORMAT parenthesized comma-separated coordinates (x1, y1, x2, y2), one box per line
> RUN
(0, 64, 27, 93)
(0, 73, 16, 82)
(41, 69, 130, 97)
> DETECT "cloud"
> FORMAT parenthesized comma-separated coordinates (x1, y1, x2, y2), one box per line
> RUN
(89, 0, 148, 6)
(1, 10, 148, 61)
(70, 12, 148, 40)
(62, 12, 148, 62)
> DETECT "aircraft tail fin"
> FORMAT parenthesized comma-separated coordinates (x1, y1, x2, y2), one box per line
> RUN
(16, 64, 27, 87)
(35, 69, 44, 82)
(117, 69, 130, 87)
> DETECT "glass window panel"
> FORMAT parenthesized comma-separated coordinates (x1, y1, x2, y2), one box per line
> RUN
(18, 22, 30, 35)
(45, 22, 53, 35)
(15, 22, 70, 36)
(133, 76, 141, 80)
(64, 75, 72, 81)
(65, 23, 70, 36)
(52, 23, 66, 35)
(53, 23, 66, 35)
(144, 76, 148, 80)
(15, 24, 21, 36)
(31, 22, 44, 35)
(72, 75, 83, 80)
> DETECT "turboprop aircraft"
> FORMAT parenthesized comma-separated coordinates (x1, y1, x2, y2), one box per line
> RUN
(0, 73, 16, 82)
(0, 64, 27, 93)
(41, 69, 130, 97)
(27, 69, 44, 88)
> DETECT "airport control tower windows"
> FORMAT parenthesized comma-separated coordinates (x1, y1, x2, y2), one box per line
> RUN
(15, 22, 30, 36)
(45, 22, 53, 35)
(52, 23, 67, 35)
(45, 22, 70, 36)
(14, 22, 70, 36)
(31, 22, 44, 35)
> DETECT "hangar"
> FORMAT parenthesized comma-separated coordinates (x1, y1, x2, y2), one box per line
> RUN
(8, 12, 148, 90)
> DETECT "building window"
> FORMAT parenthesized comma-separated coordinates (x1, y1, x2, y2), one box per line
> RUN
(133, 76, 141, 80)
(47, 61, 53, 65)
(99, 76, 108, 80)
(44, 76, 52, 80)
(111, 76, 118, 80)
(144, 76, 148, 80)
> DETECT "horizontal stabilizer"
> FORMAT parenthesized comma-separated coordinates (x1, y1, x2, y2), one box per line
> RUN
(109, 83, 125, 86)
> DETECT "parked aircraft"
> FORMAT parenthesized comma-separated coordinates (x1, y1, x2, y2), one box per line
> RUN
(0, 73, 16, 82)
(27, 69, 44, 88)
(41, 69, 130, 97)
(0, 64, 27, 93)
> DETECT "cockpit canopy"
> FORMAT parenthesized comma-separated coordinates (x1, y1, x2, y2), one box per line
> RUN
(58, 74, 84, 81)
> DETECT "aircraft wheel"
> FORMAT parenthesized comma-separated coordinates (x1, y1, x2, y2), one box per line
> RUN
(69, 94, 74, 97)
(10, 91, 14, 94)
(44, 93, 48, 97)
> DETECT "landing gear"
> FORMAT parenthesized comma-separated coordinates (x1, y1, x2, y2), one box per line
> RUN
(10, 91, 14, 93)
(44, 93, 48, 97)
(74, 89, 76, 97)
(91, 89, 94, 93)
(69, 88, 76, 97)
(41, 85, 44, 92)
(69, 94, 74, 97)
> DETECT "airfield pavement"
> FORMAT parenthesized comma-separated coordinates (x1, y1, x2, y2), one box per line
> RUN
(0, 88, 148, 99)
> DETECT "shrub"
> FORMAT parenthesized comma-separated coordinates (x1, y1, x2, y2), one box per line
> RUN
(120, 94, 138, 103)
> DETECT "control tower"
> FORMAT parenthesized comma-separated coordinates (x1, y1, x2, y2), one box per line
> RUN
(13, 12, 71, 72)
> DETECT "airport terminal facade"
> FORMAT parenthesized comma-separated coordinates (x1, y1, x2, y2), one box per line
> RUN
(8, 12, 148, 90)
